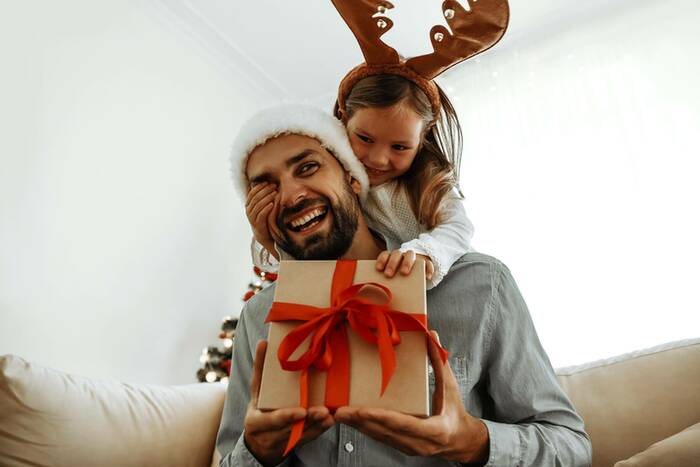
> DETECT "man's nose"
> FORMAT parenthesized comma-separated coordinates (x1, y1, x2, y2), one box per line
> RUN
(278, 177, 308, 208)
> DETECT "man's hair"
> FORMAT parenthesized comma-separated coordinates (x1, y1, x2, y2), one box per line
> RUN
(230, 104, 369, 203)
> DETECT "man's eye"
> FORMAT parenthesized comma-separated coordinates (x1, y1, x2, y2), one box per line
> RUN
(299, 162, 319, 175)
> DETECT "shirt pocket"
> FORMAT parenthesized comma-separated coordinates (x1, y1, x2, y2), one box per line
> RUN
(428, 356, 469, 410)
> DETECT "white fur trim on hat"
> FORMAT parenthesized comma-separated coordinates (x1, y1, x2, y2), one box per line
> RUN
(230, 103, 369, 202)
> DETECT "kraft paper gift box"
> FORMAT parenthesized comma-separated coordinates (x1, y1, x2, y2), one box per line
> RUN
(258, 259, 430, 416)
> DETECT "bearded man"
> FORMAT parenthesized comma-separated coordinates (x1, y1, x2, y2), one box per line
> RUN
(216, 104, 592, 467)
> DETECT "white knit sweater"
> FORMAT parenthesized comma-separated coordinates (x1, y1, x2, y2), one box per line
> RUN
(251, 181, 474, 289)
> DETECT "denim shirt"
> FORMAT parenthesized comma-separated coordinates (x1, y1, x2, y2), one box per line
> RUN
(216, 253, 592, 467)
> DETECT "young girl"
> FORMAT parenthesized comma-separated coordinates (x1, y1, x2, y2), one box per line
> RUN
(246, 73, 474, 289)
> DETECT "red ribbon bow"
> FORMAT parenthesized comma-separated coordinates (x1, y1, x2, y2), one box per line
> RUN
(265, 259, 448, 456)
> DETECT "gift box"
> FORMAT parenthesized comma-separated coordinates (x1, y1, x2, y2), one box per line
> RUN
(258, 259, 430, 416)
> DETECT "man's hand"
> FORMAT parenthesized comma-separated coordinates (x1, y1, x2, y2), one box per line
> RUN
(375, 250, 435, 281)
(243, 340, 335, 466)
(334, 332, 490, 464)
(246, 183, 279, 260)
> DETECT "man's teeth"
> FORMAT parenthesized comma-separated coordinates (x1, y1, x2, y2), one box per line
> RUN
(290, 208, 326, 228)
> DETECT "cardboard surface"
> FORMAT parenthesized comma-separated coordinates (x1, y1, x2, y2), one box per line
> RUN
(258, 260, 428, 416)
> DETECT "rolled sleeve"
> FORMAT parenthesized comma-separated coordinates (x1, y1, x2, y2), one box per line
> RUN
(221, 434, 263, 467)
(220, 434, 293, 467)
(482, 419, 522, 467)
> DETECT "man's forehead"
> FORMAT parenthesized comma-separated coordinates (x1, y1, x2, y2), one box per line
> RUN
(246, 133, 335, 178)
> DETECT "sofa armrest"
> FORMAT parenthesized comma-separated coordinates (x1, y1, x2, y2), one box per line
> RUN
(0, 354, 227, 467)
(556, 338, 700, 467)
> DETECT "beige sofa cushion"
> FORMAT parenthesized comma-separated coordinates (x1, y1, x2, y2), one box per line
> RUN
(0, 354, 227, 467)
(614, 422, 700, 466)
(556, 338, 700, 467)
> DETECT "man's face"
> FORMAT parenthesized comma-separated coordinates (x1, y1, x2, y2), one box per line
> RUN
(246, 134, 361, 260)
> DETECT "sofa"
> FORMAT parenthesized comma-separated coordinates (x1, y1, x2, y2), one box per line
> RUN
(1, 338, 699, 467)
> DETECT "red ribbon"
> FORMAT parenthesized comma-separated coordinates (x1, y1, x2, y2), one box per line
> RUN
(265, 260, 448, 456)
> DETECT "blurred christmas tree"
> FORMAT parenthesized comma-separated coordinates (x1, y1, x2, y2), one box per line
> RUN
(197, 267, 277, 383)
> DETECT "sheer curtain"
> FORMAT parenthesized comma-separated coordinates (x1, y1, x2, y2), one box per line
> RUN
(441, 0, 700, 367)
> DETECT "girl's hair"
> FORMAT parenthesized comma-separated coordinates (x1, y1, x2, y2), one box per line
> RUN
(334, 74, 463, 230)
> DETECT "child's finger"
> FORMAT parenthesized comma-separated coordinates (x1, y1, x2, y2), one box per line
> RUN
(248, 192, 277, 226)
(425, 258, 435, 280)
(255, 203, 274, 227)
(376, 251, 390, 271)
(252, 185, 277, 209)
(245, 183, 266, 208)
(399, 251, 416, 275)
(266, 196, 283, 241)
(251, 191, 276, 216)
(246, 183, 275, 209)
(384, 250, 404, 277)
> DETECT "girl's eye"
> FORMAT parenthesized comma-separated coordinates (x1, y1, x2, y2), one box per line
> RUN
(356, 134, 372, 143)
(393, 144, 409, 151)
(298, 162, 319, 176)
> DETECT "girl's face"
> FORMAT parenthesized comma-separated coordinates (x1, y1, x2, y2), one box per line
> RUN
(345, 102, 424, 187)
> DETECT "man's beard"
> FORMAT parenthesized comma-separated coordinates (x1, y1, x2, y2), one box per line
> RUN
(274, 186, 359, 260)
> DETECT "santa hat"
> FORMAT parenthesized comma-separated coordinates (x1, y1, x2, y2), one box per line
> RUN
(230, 103, 369, 202)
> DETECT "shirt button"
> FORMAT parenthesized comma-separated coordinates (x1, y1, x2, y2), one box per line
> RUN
(344, 442, 354, 453)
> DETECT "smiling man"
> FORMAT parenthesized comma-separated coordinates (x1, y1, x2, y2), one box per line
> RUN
(246, 134, 362, 261)
(217, 104, 592, 467)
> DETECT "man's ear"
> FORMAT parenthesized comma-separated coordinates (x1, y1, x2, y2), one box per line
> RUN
(348, 173, 362, 195)
(333, 101, 347, 124)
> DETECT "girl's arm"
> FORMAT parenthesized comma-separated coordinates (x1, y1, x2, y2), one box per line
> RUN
(398, 190, 474, 289)
(250, 238, 281, 273)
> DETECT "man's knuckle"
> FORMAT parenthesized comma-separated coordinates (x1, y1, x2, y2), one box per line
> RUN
(415, 444, 436, 457)
(434, 432, 450, 447)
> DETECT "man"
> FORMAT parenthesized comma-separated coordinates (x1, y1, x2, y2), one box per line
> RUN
(217, 104, 592, 466)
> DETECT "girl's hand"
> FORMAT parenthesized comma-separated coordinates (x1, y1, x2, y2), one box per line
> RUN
(246, 183, 278, 255)
(376, 250, 434, 281)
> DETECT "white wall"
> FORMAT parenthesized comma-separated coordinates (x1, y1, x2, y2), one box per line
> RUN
(2, 0, 698, 384)
(443, 0, 700, 367)
(0, 0, 270, 384)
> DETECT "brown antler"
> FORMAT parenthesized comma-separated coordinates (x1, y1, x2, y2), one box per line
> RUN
(331, 0, 401, 66)
(406, 0, 510, 79)
(333, 0, 509, 118)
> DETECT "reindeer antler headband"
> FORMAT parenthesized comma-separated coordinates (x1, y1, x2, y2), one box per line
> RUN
(334, 0, 510, 118)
